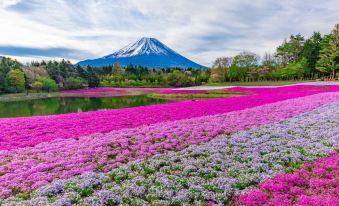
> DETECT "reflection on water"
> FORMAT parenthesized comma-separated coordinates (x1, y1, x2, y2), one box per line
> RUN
(0, 95, 169, 118)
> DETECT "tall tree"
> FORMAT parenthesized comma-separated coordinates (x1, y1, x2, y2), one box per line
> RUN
(6, 68, 25, 92)
(0, 58, 22, 93)
(316, 24, 339, 79)
(233, 52, 259, 81)
(86, 66, 100, 87)
(277, 34, 305, 65)
(262, 53, 278, 68)
(210, 57, 232, 82)
(302, 32, 322, 78)
(233, 52, 259, 68)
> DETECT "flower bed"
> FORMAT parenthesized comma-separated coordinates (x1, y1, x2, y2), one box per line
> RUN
(236, 153, 339, 206)
(1, 102, 337, 205)
(0, 93, 338, 198)
(1, 85, 338, 151)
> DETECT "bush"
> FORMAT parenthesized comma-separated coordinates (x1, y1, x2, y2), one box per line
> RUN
(39, 77, 58, 92)
(31, 81, 43, 92)
(64, 77, 88, 90)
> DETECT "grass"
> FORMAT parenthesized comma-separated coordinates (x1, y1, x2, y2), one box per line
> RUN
(0, 92, 62, 102)
(205, 80, 308, 86)
(0, 91, 102, 102)
(0, 89, 246, 102)
(147, 92, 245, 100)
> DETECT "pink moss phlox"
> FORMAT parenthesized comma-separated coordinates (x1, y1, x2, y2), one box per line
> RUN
(237, 153, 339, 206)
(0, 92, 338, 196)
(1, 85, 338, 151)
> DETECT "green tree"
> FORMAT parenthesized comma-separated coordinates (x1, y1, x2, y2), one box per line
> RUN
(75, 64, 89, 80)
(233, 52, 259, 81)
(0, 71, 7, 92)
(167, 70, 193, 87)
(277, 34, 305, 65)
(316, 24, 339, 79)
(6, 69, 25, 92)
(86, 66, 100, 87)
(262, 53, 278, 68)
(40, 77, 58, 92)
(0, 57, 22, 93)
(228, 64, 242, 82)
(233, 52, 259, 68)
(302, 32, 322, 78)
(282, 57, 308, 80)
(210, 57, 232, 82)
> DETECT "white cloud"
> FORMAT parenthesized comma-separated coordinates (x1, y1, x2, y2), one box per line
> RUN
(0, 0, 338, 66)
(0, 0, 21, 8)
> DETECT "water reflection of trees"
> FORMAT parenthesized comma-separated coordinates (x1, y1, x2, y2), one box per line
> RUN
(0, 96, 167, 118)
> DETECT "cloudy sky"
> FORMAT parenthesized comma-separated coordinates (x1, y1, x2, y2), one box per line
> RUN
(0, 0, 338, 66)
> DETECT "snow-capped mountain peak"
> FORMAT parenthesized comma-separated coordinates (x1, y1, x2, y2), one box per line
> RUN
(78, 37, 205, 69)
(104, 37, 176, 58)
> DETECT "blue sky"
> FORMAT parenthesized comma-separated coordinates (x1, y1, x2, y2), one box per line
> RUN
(0, 0, 338, 66)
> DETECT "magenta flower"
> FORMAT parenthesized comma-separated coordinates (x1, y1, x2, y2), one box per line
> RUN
(1, 85, 338, 151)
(237, 153, 339, 206)
(0, 92, 338, 197)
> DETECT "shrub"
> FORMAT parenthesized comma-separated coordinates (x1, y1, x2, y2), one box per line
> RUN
(64, 77, 88, 90)
(39, 77, 58, 92)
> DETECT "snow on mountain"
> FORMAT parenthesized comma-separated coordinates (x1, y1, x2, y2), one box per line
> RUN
(104, 37, 172, 58)
(77, 37, 205, 69)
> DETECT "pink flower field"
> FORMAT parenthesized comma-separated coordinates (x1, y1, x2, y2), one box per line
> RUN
(0, 85, 338, 151)
(237, 153, 339, 206)
(0, 84, 338, 205)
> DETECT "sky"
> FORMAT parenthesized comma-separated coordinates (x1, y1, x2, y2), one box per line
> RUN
(0, 0, 338, 66)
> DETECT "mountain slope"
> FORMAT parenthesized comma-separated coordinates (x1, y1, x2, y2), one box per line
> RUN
(77, 37, 205, 69)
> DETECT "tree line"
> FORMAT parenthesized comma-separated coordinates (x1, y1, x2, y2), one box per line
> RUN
(0, 23, 337, 94)
(0, 58, 210, 93)
(210, 23, 338, 83)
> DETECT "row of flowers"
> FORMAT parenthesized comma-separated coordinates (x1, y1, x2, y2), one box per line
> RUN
(1, 102, 337, 205)
(0, 92, 338, 198)
(1, 85, 337, 151)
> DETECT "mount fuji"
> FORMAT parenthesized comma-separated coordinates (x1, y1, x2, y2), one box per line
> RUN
(77, 37, 205, 69)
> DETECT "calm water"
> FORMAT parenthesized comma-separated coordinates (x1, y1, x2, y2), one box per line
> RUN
(0, 95, 169, 118)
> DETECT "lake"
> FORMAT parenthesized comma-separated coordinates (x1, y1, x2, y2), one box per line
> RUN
(0, 95, 169, 118)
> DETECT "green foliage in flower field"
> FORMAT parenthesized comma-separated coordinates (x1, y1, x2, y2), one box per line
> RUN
(147, 92, 245, 100)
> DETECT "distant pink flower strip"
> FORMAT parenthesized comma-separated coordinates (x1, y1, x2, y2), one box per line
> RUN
(236, 153, 339, 206)
(0, 85, 338, 151)
(0, 92, 338, 197)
